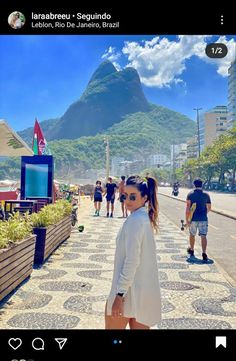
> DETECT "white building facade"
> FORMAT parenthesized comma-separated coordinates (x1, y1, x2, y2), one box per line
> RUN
(228, 59, 236, 129)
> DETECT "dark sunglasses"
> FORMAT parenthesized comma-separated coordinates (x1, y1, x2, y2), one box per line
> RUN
(123, 194, 137, 201)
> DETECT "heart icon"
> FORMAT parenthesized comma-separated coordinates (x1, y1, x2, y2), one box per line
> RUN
(8, 337, 22, 350)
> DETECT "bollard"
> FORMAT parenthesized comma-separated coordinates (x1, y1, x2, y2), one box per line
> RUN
(78, 225, 84, 232)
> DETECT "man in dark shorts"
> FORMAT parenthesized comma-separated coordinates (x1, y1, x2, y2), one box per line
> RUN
(118, 175, 128, 217)
(104, 177, 117, 217)
(185, 178, 211, 261)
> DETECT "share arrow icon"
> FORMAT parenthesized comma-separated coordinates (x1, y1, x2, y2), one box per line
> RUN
(55, 338, 68, 350)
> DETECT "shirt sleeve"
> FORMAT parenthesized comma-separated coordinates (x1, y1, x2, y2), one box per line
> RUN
(206, 193, 211, 204)
(116, 217, 144, 295)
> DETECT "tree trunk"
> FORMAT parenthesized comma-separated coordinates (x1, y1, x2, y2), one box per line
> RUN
(207, 174, 212, 188)
(218, 168, 223, 185)
(231, 167, 236, 190)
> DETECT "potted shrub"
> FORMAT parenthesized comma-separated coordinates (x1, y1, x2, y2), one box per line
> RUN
(31, 200, 72, 265)
(0, 212, 36, 302)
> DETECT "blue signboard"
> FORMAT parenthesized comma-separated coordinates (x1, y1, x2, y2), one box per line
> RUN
(21, 155, 53, 200)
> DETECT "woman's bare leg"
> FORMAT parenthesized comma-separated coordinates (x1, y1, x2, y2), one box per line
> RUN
(129, 318, 150, 329)
(94, 201, 98, 212)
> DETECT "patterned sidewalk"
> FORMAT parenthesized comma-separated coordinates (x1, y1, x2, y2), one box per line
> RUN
(0, 197, 236, 329)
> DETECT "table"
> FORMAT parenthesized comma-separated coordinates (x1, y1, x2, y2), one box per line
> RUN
(25, 197, 52, 212)
(4, 199, 37, 215)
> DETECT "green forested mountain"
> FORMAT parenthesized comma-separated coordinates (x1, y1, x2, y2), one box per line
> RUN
(1, 104, 195, 180)
(45, 104, 195, 178)
(106, 105, 194, 146)
(19, 60, 150, 142)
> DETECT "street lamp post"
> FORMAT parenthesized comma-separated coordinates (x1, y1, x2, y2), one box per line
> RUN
(172, 143, 175, 183)
(193, 108, 202, 158)
(104, 136, 110, 180)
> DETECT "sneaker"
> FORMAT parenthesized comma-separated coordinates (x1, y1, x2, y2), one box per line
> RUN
(202, 253, 208, 262)
(97, 211, 99, 216)
(110, 213, 113, 218)
(187, 247, 194, 257)
(107, 212, 109, 217)
(95, 210, 98, 216)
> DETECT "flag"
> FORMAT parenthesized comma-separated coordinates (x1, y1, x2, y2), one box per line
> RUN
(32, 119, 51, 155)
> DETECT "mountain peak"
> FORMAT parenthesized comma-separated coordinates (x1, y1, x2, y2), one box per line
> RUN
(89, 60, 117, 83)
(29, 60, 151, 140)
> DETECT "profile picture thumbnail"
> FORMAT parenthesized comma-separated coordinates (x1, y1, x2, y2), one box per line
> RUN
(8, 11, 25, 29)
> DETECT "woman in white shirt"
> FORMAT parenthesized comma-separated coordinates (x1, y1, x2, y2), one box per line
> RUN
(10, 13, 24, 29)
(105, 175, 161, 329)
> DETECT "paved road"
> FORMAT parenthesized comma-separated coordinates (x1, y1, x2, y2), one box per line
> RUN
(159, 187, 236, 217)
(158, 193, 236, 285)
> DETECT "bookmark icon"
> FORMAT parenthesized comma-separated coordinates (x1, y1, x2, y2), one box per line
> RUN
(55, 338, 68, 350)
(215, 336, 226, 348)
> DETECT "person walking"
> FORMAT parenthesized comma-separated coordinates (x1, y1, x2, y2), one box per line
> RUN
(118, 175, 128, 217)
(93, 180, 104, 216)
(186, 178, 211, 261)
(105, 175, 161, 329)
(104, 177, 117, 218)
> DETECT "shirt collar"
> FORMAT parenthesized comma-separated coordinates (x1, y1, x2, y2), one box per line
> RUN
(132, 206, 146, 215)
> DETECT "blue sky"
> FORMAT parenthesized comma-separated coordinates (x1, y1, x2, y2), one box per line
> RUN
(0, 34, 235, 132)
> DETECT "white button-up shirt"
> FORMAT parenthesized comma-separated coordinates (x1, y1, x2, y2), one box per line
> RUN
(107, 206, 161, 327)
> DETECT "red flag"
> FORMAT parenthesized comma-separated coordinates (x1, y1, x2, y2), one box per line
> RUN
(32, 119, 50, 155)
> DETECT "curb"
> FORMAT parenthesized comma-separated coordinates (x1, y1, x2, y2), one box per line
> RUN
(158, 192, 236, 221)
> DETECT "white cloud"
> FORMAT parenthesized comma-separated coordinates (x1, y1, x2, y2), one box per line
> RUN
(122, 36, 209, 87)
(101, 46, 121, 70)
(103, 35, 236, 88)
(200, 36, 236, 77)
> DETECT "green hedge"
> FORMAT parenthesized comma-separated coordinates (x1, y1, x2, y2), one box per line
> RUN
(31, 199, 72, 228)
(0, 212, 33, 249)
(0, 200, 72, 249)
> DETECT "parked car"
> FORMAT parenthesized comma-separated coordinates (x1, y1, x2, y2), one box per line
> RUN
(203, 181, 236, 192)
(224, 184, 236, 192)
(203, 182, 221, 191)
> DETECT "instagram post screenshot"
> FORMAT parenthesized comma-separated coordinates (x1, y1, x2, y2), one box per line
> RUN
(0, 3, 236, 359)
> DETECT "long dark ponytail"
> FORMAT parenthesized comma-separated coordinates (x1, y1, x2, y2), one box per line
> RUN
(126, 175, 159, 232)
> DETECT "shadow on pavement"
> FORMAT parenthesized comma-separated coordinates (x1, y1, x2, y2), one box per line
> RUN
(186, 256, 214, 265)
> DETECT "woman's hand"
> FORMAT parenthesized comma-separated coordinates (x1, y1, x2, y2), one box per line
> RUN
(111, 295, 124, 317)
